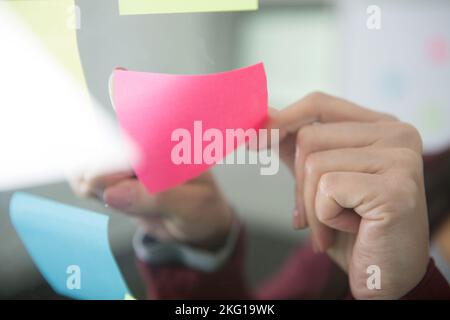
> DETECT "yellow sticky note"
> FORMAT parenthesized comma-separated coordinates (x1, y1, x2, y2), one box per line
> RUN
(119, 0, 259, 15)
(5, 0, 86, 86)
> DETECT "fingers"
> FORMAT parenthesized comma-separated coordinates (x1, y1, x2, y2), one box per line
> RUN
(263, 93, 399, 241)
(273, 92, 396, 134)
(303, 146, 423, 251)
(315, 172, 382, 231)
(302, 148, 386, 250)
(261, 93, 397, 172)
(102, 173, 219, 218)
(293, 122, 383, 237)
(103, 179, 158, 216)
(71, 171, 134, 198)
(303, 147, 384, 226)
(295, 121, 418, 155)
(293, 122, 379, 233)
(303, 148, 400, 244)
(293, 122, 421, 245)
(314, 167, 423, 231)
(262, 93, 397, 170)
(274, 119, 409, 180)
(71, 168, 217, 221)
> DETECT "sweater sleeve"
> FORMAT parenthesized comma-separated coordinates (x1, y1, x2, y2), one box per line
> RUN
(135, 226, 251, 299)
(256, 240, 348, 300)
(401, 259, 450, 300)
(135, 225, 345, 300)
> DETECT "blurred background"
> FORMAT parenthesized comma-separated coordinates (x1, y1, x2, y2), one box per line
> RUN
(0, 0, 449, 299)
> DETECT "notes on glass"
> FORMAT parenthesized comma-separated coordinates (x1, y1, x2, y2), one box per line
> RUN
(0, 4, 133, 191)
(5, 0, 86, 85)
(118, 0, 259, 15)
(111, 63, 268, 193)
(10, 193, 133, 300)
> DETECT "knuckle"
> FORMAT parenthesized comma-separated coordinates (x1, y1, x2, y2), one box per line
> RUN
(384, 173, 403, 194)
(394, 122, 423, 152)
(316, 209, 329, 224)
(305, 91, 327, 104)
(296, 126, 314, 151)
(304, 153, 320, 177)
(383, 172, 419, 213)
(303, 91, 327, 118)
(304, 153, 323, 176)
(393, 147, 422, 169)
(319, 172, 336, 194)
(399, 180, 419, 213)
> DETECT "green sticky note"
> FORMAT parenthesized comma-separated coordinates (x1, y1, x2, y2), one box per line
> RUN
(118, 0, 259, 15)
(5, 0, 87, 86)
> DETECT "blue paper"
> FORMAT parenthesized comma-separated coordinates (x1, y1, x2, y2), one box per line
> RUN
(9, 192, 131, 300)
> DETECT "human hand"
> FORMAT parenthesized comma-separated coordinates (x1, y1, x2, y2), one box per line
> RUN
(71, 171, 233, 252)
(267, 92, 429, 299)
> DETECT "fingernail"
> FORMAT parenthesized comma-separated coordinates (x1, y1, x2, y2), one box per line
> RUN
(104, 184, 134, 210)
(293, 208, 303, 230)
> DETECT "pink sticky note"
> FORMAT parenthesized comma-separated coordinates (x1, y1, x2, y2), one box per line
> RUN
(113, 63, 268, 193)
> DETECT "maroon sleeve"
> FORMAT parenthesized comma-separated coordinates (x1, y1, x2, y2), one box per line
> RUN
(345, 259, 450, 300)
(136, 225, 345, 300)
(136, 232, 450, 300)
(256, 241, 347, 300)
(136, 228, 251, 299)
(401, 259, 450, 300)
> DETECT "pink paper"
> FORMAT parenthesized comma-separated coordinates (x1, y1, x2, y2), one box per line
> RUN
(113, 63, 268, 193)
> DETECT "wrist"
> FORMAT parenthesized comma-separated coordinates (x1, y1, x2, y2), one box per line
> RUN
(187, 208, 234, 252)
(133, 215, 241, 272)
(352, 257, 430, 300)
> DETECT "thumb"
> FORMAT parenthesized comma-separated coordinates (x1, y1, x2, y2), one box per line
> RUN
(257, 107, 296, 173)
(247, 107, 288, 151)
(103, 179, 158, 216)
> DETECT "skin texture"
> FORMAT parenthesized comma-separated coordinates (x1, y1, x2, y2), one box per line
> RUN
(71, 171, 233, 252)
(72, 92, 430, 300)
(266, 92, 429, 299)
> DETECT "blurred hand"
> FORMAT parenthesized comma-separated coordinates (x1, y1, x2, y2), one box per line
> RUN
(267, 92, 429, 299)
(71, 171, 233, 251)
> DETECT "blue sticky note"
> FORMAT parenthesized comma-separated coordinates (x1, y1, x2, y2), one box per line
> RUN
(9, 192, 131, 300)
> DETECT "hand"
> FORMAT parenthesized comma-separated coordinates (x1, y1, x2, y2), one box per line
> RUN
(268, 92, 430, 299)
(71, 171, 233, 251)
